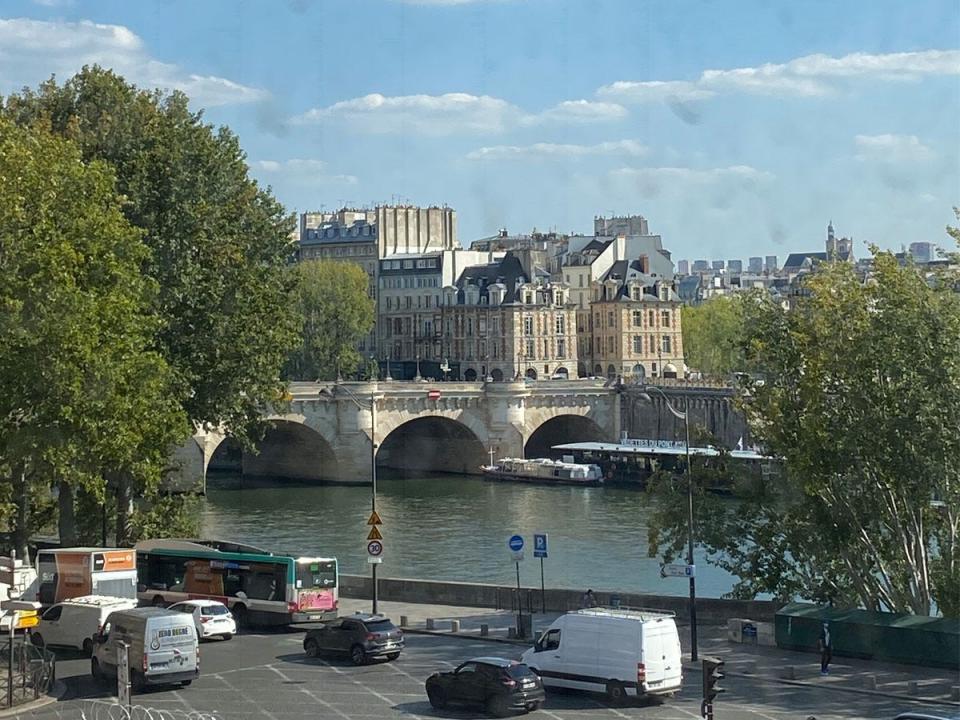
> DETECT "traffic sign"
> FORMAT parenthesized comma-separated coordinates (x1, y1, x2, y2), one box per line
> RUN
(367, 526, 383, 541)
(367, 556, 382, 564)
(367, 511, 383, 526)
(533, 533, 548, 558)
(14, 615, 38, 629)
(427, 390, 441, 400)
(508, 535, 524, 552)
(367, 540, 383, 557)
(660, 563, 696, 578)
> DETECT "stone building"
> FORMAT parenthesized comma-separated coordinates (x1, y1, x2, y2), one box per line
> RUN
(440, 254, 578, 381)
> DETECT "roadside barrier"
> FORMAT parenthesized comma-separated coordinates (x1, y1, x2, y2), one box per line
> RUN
(81, 701, 219, 720)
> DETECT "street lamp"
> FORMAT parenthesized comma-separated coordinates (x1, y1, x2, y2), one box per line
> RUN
(637, 384, 698, 661)
(319, 382, 381, 615)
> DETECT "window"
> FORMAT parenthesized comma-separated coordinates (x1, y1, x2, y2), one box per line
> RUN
(492, 316, 500, 334)
(662, 335, 672, 353)
(479, 316, 487, 335)
(386, 297, 392, 310)
(539, 628, 561, 652)
(525, 339, 535, 358)
(557, 338, 566, 359)
(632, 310, 643, 327)
(555, 314, 565, 335)
(42, 605, 63, 621)
(523, 316, 533, 336)
(467, 318, 474, 336)
(405, 296, 412, 309)
(595, 312, 601, 328)
(607, 311, 614, 328)
(633, 335, 643, 354)
(607, 336, 614, 352)
(662, 310, 671, 327)
(425, 295, 432, 308)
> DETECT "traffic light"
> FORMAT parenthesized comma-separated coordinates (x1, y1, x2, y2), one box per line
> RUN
(702, 656, 725, 703)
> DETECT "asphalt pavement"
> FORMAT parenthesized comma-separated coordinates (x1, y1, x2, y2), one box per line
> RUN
(4, 618, 954, 720)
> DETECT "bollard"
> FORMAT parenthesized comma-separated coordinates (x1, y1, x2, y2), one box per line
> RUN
(400, 615, 409, 628)
(480, 624, 489, 637)
(507, 627, 517, 639)
(951, 685, 960, 701)
(864, 675, 877, 690)
(779, 666, 795, 680)
(450, 620, 460, 633)
(426, 618, 436, 630)
(907, 680, 918, 696)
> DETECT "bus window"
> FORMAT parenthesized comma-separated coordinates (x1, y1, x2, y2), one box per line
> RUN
(297, 561, 336, 589)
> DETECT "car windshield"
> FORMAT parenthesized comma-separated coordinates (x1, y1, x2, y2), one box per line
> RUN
(200, 605, 229, 617)
(503, 664, 535, 679)
(363, 620, 396, 633)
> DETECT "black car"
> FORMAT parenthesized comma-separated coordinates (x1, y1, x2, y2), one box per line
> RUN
(303, 614, 404, 665)
(425, 657, 545, 717)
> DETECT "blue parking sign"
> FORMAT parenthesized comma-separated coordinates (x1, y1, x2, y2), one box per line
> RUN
(533, 533, 548, 558)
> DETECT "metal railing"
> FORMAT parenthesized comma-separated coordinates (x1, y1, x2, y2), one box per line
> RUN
(81, 701, 220, 720)
(0, 639, 56, 709)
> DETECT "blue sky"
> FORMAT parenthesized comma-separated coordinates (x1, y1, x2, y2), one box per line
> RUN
(2, 0, 958, 261)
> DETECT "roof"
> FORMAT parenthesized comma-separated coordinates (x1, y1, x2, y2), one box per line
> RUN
(783, 252, 827, 270)
(468, 657, 517, 667)
(170, 598, 228, 608)
(552, 441, 773, 461)
(456, 253, 527, 304)
(349, 613, 391, 623)
(60, 595, 137, 607)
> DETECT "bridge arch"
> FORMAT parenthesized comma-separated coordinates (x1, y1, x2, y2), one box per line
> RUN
(377, 415, 487, 475)
(523, 412, 607, 459)
(208, 418, 339, 483)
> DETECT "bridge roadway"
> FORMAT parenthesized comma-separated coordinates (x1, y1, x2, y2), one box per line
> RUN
(167, 378, 622, 489)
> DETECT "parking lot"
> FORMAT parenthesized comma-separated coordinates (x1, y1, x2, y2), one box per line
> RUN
(10, 627, 945, 720)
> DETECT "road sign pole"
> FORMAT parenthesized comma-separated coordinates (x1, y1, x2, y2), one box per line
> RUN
(539, 557, 545, 614)
(8, 611, 13, 708)
(515, 560, 522, 637)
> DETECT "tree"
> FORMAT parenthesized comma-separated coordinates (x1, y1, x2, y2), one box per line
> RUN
(0, 118, 187, 556)
(2, 67, 299, 442)
(285, 261, 376, 381)
(681, 295, 746, 378)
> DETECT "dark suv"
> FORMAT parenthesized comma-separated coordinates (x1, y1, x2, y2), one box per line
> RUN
(426, 657, 545, 717)
(303, 614, 404, 665)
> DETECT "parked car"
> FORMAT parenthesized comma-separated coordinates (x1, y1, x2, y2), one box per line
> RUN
(521, 607, 682, 702)
(425, 657, 545, 718)
(893, 714, 960, 720)
(91, 607, 198, 690)
(31, 595, 138, 655)
(168, 599, 236, 641)
(303, 613, 403, 665)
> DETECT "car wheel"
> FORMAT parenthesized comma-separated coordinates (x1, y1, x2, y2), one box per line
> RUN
(30, 633, 44, 648)
(82, 638, 94, 657)
(426, 687, 446, 709)
(151, 595, 166, 608)
(349, 644, 367, 666)
(527, 700, 543, 712)
(222, 633, 233, 641)
(232, 604, 248, 629)
(91, 658, 105, 684)
(605, 681, 627, 705)
(304, 638, 320, 658)
(181, 680, 192, 687)
(131, 670, 146, 693)
(486, 694, 511, 718)
(386, 652, 400, 661)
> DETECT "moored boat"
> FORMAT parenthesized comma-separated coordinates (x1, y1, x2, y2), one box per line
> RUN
(480, 457, 604, 486)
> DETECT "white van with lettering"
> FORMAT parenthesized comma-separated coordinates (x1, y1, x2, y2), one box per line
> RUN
(521, 608, 682, 703)
(91, 607, 199, 690)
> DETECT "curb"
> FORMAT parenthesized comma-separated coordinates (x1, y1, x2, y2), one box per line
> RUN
(0, 679, 67, 718)
(405, 628, 960, 707)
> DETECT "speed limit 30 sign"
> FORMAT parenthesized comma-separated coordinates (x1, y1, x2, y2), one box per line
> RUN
(367, 540, 383, 556)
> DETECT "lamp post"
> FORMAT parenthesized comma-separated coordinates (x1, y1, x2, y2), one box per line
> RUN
(320, 382, 380, 615)
(638, 384, 698, 661)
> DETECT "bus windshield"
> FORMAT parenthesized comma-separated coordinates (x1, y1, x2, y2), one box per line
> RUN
(296, 560, 337, 589)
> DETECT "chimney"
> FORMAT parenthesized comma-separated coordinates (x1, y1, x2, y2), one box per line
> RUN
(639, 254, 649, 274)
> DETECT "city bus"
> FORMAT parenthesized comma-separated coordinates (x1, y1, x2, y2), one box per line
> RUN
(134, 539, 338, 627)
(28, 548, 137, 605)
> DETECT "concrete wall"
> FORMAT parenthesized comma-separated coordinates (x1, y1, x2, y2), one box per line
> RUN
(621, 384, 750, 449)
(339, 574, 778, 623)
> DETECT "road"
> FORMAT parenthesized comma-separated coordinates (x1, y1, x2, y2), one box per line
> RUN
(12, 627, 945, 720)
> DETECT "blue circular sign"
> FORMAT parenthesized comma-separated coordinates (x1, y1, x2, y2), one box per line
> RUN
(508, 535, 524, 552)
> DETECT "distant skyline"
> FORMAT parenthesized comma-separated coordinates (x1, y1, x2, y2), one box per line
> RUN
(1, 0, 958, 259)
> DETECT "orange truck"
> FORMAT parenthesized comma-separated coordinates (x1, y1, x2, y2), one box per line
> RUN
(24, 548, 137, 605)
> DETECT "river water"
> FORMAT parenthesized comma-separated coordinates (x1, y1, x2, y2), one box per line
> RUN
(201, 472, 741, 598)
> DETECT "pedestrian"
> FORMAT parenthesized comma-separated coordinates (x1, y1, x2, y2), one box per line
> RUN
(818, 621, 832, 675)
(581, 589, 597, 608)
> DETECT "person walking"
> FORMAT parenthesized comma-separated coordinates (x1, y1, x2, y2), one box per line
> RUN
(818, 621, 832, 675)
(581, 589, 598, 608)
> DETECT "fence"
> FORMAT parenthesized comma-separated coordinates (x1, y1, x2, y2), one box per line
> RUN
(81, 701, 220, 720)
(0, 638, 56, 709)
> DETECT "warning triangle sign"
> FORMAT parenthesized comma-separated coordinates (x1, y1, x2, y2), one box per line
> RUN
(367, 526, 383, 541)
(367, 511, 383, 526)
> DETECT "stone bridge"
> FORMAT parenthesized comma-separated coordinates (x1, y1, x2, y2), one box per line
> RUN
(168, 379, 622, 489)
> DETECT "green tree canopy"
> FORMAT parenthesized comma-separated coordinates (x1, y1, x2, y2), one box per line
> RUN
(681, 295, 746, 378)
(2, 67, 298, 442)
(285, 260, 376, 381)
(0, 118, 187, 554)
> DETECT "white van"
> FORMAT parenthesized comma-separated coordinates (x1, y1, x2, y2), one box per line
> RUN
(33, 595, 137, 655)
(91, 607, 199, 690)
(520, 608, 683, 702)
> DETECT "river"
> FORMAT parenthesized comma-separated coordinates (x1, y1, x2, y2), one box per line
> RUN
(201, 472, 742, 598)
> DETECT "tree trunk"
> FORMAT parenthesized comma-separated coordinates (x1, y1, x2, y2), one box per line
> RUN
(114, 474, 134, 547)
(11, 465, 30, 562)
(58, 479, 77, 546)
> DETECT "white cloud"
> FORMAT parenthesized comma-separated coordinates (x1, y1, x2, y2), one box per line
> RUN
(854, 134, 933, 163)
(292, 93, 628, 135)
(31, 0, 74, 6)
(600, 49, 960, 101)
(0, 17, 267, 107)
(611, 165, 774, 186)
(467, 139, 647, 161)
(253, 158, 358, 185)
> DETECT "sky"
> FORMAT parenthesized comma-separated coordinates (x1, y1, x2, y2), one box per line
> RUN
(1, 0, 959, 262)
